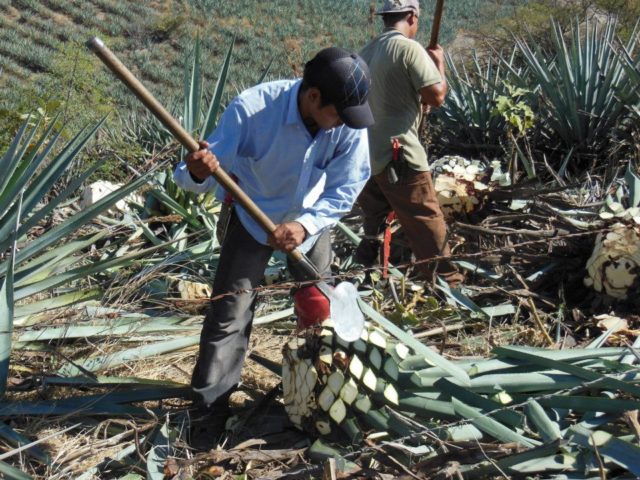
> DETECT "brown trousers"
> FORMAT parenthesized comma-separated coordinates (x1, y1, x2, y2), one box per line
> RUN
(357, 168, 464, 287)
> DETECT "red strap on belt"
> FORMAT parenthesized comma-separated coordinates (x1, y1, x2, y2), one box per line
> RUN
(392, 138, 400, 162)
(382, 211, 396, 279)
(383, 140, 401, 278)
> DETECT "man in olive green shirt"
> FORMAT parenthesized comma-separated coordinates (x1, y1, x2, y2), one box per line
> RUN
(357, 0, 463, 286)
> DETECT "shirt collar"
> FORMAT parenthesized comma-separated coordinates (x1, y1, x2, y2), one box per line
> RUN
(286, 79, 303, 126)
(285, 79, 340, 134)
(382, 27, 406, 38)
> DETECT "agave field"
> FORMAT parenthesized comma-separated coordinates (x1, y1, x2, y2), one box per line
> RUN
(0, 0, 522, 157)
(1, 0, 640, 479)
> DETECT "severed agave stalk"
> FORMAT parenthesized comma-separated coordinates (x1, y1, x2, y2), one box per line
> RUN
(282, 320, 408, 442)
(584, 221, 640, 299)
(431, 156, 508, 218)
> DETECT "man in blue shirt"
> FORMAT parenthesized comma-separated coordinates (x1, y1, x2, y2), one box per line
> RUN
(174, 47, 372, 449)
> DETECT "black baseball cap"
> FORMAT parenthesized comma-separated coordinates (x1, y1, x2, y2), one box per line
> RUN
(303, 47, 374, 129)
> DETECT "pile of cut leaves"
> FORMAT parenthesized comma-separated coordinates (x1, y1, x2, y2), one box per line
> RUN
(274, 313, 640, 479)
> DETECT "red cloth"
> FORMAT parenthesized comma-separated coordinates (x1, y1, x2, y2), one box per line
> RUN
(294, 285, 330, 329)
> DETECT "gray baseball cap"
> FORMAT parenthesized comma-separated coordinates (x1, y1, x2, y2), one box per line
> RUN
(375, 0, 420, 15)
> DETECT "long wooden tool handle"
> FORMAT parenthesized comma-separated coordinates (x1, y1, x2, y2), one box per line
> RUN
(86, 37, 308, 264)
(429, 0, 445, 49)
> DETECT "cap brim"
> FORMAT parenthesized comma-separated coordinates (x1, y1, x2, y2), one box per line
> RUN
(375, 7, 416, 15)
(339, 102, 374, 129)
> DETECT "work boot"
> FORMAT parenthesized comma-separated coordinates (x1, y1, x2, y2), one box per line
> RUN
(353, 238, 381, 267)
(188, 401, 232, 451)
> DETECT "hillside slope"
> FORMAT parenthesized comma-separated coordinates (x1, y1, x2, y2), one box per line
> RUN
(0, 0, 523, 144)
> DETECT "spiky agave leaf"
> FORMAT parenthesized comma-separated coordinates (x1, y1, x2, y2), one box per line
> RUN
(0, 204, 17, 398)
(506, 17, 638, 154)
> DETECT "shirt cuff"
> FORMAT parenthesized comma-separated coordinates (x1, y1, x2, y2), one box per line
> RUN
(295, 213, 321, 237)
(189, 171, 206, 184)
(173, 162, 216, 194)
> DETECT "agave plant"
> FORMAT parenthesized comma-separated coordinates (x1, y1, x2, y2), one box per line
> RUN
(0, 36, 281, 476)
(0, 114, 152, 320)
(117, 37, 238, 305)
(0, 113, 178, 473)
(435, 50, 520, 153)
(618, 42, 640, 122)
(505, 17, 639, 159)
(126, 36, 278, 303)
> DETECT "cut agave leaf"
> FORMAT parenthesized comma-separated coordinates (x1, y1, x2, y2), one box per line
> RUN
(17, 323, 198, 344)
(146, 419, 177, 480)
(13, 288, 102, 323)
(525, 399, 562, 443)
(435, 378, 523, 427)
(513, 395, 640, 413)
(0, 387, 192, 417)
(75, 436, 146, 480)
(0, 422, 50, 465)
(493, 346, 640, 398)
(566, 425, 640, 476)
(461, 441, 566, 477)
(308, 439, 359, 472)
(57, 336, 199, 377)
(248, 352, 282, 376)
(0, 459, 33, 480)
(451, 398, 538, 448)
(358, 299, 470, 385)
(41, 376, 186, 388)
(436, 277, 487, 318)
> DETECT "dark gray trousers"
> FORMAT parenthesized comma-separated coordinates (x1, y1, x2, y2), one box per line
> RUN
(191, 213, 332, 407)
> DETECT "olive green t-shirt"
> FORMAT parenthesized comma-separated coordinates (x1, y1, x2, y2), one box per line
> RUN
(359, 29, 442, 175)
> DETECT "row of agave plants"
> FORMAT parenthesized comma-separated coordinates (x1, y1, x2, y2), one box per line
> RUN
(0, 20, 639, 479)
(109, 16, 640, 184)
(435, 17, 640, 177)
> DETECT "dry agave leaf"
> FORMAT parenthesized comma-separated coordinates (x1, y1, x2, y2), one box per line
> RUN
(595, 314, 629, 332)
(595, 314, 640, 337)
(163, 458, 180, 477)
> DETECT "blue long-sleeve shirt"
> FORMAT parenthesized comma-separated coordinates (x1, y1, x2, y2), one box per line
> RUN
(173, 79, 371, 253)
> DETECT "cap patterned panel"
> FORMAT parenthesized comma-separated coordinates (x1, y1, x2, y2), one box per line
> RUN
(343, 59, 369, 108)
